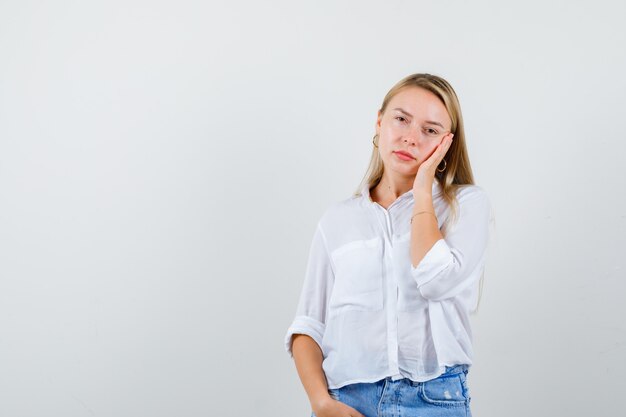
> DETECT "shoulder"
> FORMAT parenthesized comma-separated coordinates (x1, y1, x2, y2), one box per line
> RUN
(453, 184, 492, 218)
(317, 194, 364, 230)
(453, 184, 494, 224)
(455, 184, 490, 204)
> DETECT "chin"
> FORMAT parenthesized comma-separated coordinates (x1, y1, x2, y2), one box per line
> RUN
(389, 163, 417, 176)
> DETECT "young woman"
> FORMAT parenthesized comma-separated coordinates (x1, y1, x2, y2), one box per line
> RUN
(284, 73, 494, 417)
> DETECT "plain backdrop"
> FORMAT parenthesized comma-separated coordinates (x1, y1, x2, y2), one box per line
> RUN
(1, 1, 625, 416)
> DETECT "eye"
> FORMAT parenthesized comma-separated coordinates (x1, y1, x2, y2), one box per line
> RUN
(395, 116, 407, 123)
(425, 128, 438, 135)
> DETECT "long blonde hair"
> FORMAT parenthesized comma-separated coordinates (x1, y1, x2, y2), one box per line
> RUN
(354, 73, 486, 312)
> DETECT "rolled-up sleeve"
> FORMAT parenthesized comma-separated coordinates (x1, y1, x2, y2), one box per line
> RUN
(410, 187, 494, 301)
(284, 222, 335, 358)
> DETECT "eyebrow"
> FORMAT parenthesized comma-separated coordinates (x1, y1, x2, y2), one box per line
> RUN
(392, 107, 444, 129)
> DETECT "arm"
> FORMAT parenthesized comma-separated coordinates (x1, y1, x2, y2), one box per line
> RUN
(410, 190, 443, 268)
(284, 222, 335, 407)
(410, 187, 494, 301)
(291, 334, 333, 410)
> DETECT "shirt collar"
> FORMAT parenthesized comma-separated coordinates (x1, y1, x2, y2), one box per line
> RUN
(361, 180, 441, 206)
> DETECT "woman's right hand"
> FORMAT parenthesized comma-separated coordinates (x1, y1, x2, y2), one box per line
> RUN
(312, 395, 365, 417)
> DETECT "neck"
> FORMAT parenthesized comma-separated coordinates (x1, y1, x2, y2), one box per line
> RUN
(374, 173, 414, 201)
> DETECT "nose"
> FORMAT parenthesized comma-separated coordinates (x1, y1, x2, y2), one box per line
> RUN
(403, 131, 420, 145)
(403, 128, 430, 145)
(402, 125, 424, 145)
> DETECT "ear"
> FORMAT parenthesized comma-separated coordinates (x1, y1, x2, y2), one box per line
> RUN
(375, 110, 382, 134)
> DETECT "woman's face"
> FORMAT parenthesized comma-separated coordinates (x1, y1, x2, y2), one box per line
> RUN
(375, 86, 452, 176)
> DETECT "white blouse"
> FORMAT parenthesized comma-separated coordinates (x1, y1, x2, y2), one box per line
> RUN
(284, 180, 495, 389)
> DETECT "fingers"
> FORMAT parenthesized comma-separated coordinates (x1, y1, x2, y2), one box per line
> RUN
(419, 134, 454, 173)
(441, 134, 454, 153)
(437, 140, 448, 156)
(351, 407, 366, 417)
(345, 404, 365, 417)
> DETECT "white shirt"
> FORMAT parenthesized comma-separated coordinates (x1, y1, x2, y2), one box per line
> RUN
(284, 180, 495, 389)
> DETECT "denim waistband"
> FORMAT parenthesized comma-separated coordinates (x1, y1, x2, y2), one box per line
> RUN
(443, 364, 470, 376)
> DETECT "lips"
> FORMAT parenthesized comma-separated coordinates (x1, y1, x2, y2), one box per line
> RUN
(394, 150, 414, 159)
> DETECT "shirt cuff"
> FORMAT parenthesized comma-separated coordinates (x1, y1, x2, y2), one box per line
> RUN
(410, 238, 454, 288)
(284, 315, 326, 359)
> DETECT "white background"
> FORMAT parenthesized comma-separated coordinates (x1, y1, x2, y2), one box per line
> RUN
(1, 1, 625, 416)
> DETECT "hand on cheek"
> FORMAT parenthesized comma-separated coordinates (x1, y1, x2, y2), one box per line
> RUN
(413, 133, 454, 192)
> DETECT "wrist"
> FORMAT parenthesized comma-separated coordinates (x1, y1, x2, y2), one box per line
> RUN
(412, 193, 433, 210)
(412, 187, 432, 198)
(410, 210, 437, 224)
(311, 393, 334, 411)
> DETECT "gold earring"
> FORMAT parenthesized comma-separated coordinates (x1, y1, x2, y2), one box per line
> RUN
(437, 159, 447, 172)
(372, 134, 379, 148)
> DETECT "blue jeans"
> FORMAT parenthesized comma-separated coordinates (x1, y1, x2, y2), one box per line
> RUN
(312, 365, 472, 417)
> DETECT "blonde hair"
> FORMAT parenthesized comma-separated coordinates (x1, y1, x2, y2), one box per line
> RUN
(354, 73, 486, 312)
